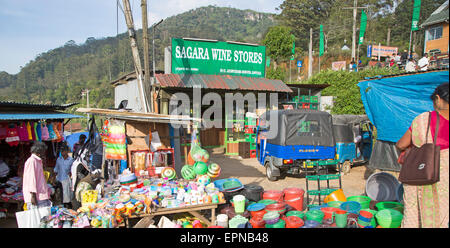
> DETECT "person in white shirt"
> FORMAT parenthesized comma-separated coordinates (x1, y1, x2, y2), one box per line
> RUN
(405, 58, 417, 72)
(417, 53, 429, 71)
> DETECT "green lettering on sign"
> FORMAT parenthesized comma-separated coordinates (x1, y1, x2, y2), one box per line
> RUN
(171, 38, 266, 78)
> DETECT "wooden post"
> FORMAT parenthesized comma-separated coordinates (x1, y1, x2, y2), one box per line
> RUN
(141, 0, 153, 113)
(308, 28, 313, 79)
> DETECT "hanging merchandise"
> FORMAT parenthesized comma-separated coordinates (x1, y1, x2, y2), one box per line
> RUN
(26, 121, 33, 141)
(47, 122, 57, 141)
(104, 120, 127, 160)
(18, 122, 29, 142)
(6, 124, 20, 147)
(207, 163, 221, 178)
(53, 122, 63, 142)
(34, 122, 41, 141)
(41, 122, 50, 141)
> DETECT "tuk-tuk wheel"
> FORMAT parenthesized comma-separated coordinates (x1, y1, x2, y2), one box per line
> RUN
(342, 161, 352, 175)
(265, 162, 278, 181)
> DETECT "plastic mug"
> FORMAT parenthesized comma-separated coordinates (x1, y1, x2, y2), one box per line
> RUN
(335, 210, 348, 228)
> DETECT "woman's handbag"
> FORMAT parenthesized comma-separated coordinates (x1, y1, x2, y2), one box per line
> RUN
(398, 112, 441, 186)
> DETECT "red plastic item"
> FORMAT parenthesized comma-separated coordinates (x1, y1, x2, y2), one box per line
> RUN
(249, 216, 266, 228)
(208, 226, 224, 228)
(263, 190, 284, 202)
(285, 216, 304, 228)
(265, 202, 287, 215)
(283, 188, 305, 211)
(250, 209, 267, 219)
(321, 207, 340, 220)
(250, 150, 256, 158)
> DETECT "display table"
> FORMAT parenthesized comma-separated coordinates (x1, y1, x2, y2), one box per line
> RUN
(124, 203, 219, 228)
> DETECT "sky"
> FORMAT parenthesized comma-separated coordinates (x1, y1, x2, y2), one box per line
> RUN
(0, 0, 283, 75)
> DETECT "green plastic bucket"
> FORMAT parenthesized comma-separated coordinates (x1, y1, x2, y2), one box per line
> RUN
(376, 201, 404, 214)
(327, 201, 343, 209)
(258, 199, 278, 206)
(286, 211, 305, 220)
(305, 210, 324, 223)
(347, 195, 371, 210)
(361, 208, 378, 227)
(375, 209, 403, 228)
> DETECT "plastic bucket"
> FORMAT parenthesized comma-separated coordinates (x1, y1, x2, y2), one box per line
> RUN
(324, 189, 346, 203)
(347, 195, 371, 209)
(217, 214, 229, 228)
(335, 210, 348, 228)
(283, 188, 305, 211)
(250, 209, 267, 219)
(263, 190, 284, 202)
(304, 220, 320, 228)
(340, 201, 361, 214)
(375, 209, 403, 228)
(305, 210, 324, 223)
(233, 195, 246, 214)
(375, 201, 404, 214)
(366, 172, 400, 202)
(243, 184, 264, 202)
(265, 202, 287, 215)
(358, 210, 374, 227)
(265, 219, 285, 228)
(286, 211, 305, 219)
(321, 207, 339, 223)
(285, 216, 304, 228)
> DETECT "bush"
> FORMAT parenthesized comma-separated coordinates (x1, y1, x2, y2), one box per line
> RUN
(266, 67, 286, 81)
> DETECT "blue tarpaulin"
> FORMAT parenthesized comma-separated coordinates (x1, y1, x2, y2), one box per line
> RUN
(358, 70, 449, 143)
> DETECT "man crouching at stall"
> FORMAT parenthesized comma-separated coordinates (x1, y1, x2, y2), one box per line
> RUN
(23, 141, 52, 209)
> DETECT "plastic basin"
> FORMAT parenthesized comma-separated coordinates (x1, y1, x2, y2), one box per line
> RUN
(265, 202, 287, 215)
(286, 211, 305, 219)
(265, 219, 285, 228)
(347, 195, 371, 209)
(263, 211, 280, 225)
(375, 201, 404, 214)
(340, 201, 361, 214)
(326, 201, 343, 209)
(366, 172, 400, 202)
(375, 209, 403, 228)
(305, 210, 324, 223)
(361, 208, 378, 227)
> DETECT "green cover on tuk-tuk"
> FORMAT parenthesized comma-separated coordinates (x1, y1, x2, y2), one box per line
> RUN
(259, 109, 335, 147)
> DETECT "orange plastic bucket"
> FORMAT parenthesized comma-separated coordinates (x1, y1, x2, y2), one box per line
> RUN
(283, 188, 305, 211)
(324, 189, 346, 203)
(250, 209, 267, 219)
(285, 216, 304, 228)
(263, 190, 284, 202)
(321, 207, 340, 220)
(250, 216, 266, 228)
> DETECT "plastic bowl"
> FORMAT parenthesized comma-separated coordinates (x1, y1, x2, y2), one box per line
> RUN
(375, 209, 403, 228)
(375, 201, 404, 214)
(326, 201, 343, 209)
(340, 201, 361, 214)
(347, 195, 371, 209)
(265, 202, 287, 215)
(305, 210, 324, 223)
(258, 199, 278, 206)
(286, 211, 305, 219)
(263, 211, 280, 225)
(366, 172, 400, 202)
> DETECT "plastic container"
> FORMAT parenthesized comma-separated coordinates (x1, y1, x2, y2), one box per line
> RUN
(358, 210, 374, 227)
(217, 214, 229, 228)
(305, 210, 324, 223)
(285, 211, 305, 219)
(321, 207, 340, 222)
(249, 216, 266, 228)
(375, 201, 404, 214)
(263, 190, 284, 202)
(263, 211, 280, 225)
(228, 215, 249, 228)
(304, 220, 320, 228)
(375, 209, 403, 228)
(366, 172, 400, 202)
(324, 189, 346, 203)
(327, 201, 343, 209)
(396, 184, 404, 204)
(361, 208, 378, 227)
(233, 195, 246, 214)
(265, 202, 287, 215)
(243, 184, 264, 202)
(285, 216, 304, 228)
(340, 201, 361, 214)
(347, 195, 371, 209)
(265, 219, 286, 228)
(250, 209, 267, 219)
(283, 188, 305, 211)
(258, 199, 278, 206)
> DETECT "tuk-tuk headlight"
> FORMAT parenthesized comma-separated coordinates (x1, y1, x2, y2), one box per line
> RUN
(283, 159, 293, 164)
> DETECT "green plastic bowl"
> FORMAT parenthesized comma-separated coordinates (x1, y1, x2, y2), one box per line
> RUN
(265, 219, 286, 228)
(286, 211, 305, 220)
(327, 201, 343, 209)
(361, 208, 378, 227)
(258, 199, 278, 206)
(305, 210, 324, 223)
(375, 209, 403, 228)
(347, 195, 371, 209)
(376, 201, 404, 214)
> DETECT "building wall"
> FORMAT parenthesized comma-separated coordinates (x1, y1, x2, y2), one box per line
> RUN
(425, 23, 449, 53)
(114, 79, 143, 111)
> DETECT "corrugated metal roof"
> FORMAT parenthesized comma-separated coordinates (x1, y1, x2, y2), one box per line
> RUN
(0, 112, 83, 121)
(421, 1, 449, 27)
(155, 74, 292, 93)
(0, 101, 77, 110)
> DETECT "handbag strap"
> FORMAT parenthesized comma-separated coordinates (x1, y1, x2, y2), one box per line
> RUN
(427, 111, 440, 146)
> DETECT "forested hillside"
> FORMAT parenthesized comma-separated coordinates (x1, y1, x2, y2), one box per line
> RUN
(0, 5, 277, 110)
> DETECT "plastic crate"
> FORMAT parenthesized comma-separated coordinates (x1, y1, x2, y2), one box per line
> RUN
(310, 96, 319, 103)
(250, 143, 257, 150)
(250, 149, 256, 158)
(302, 103, 310, 109)
(310, 104, 318, 110)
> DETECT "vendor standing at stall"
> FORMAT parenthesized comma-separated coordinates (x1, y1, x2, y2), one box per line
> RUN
(54, 145, 73, 208)
(22, 141, 52, 209)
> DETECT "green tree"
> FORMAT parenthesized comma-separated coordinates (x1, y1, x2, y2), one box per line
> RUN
(262, 25, 295, 69)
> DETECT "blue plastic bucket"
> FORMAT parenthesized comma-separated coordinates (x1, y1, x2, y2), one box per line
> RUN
(340, 201, 361, 214)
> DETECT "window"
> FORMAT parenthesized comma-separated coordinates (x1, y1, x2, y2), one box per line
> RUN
(297, 120, 321, 137)
(426, 26, 443, 41)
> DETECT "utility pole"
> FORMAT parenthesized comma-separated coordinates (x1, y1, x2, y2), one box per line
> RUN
(122, 0, 149, 113)
(343, 0, 368, 60)
(308, 27, 313, 79)
(81, 89, 90, 128)
(141, 0, 153, 113)
(151, 19, 163, 114)
(387, 28, 391, 46)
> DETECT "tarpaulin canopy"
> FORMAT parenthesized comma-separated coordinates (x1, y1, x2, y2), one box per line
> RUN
(358, 70, 449, 143)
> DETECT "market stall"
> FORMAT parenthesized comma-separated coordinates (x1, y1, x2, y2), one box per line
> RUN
(0, 101, 82, 217)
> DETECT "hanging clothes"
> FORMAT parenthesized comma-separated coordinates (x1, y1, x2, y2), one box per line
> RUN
(30, 121, 36, 141)
(35, 122, 42, 141)
(47, 122, 57, 141)
(0, 123, 7, 140)
(6, 125, 20, 146)
(41, 122, 49, 141)
(26, 121, 33, 140)
(18, 122, 29, 141)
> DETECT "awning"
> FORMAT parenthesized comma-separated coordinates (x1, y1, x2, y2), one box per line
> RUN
(0, 112, 83, 121)
(155, 74, 292, 93)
